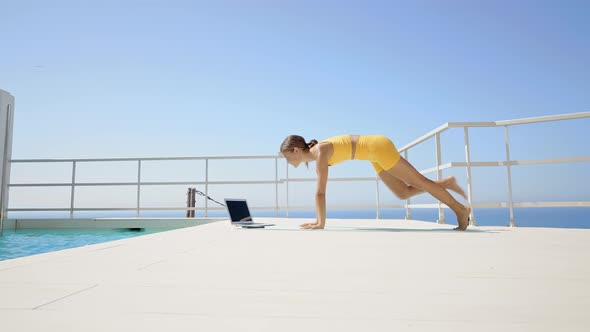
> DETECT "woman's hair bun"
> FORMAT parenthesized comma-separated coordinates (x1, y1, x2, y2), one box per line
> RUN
(307, 139, 318, 149)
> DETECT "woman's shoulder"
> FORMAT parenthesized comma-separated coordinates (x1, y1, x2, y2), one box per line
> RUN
(316, 139, 334, 154)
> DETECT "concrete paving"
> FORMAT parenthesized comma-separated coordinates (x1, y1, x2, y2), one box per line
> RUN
(0, 218, 588, 331)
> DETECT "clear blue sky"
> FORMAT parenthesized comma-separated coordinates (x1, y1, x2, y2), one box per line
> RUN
(1, 0, 589, 211)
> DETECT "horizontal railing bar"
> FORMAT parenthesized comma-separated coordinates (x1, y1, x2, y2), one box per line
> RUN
(141, 180, 281, 186)
(451, 156, 590, 167)
(141, 181, 206, 186)
(399, 123, 449, 152)
(420, 163, 454, 175)
(10, 155, 281, 163)
(446, 122, 498, 128)
(8, 180, 284, 187)
(513, 201, 590, 208)
(406, 201, 590, 209)
(9, 183, 73, 187)
(139, 206, 287, 211)
(477, 201, 590, 208)
(8, 208, 141, 211)
(7, 208, 71, 212)
(399, 122, 497, 152)
(6, 207, 289, 212)
(279, 177, 377, 183)
(382, 156, 590, 177)
(495, 111, 590, 126)
(398, 112, 589, 152)
(398, 155, 590, 176)
(406, 203, 444, 208)
(7, 205, 394, 212)
(205, 180, 281, 185)
(8, 201, 588, 213)
(283, 204, 402, 210)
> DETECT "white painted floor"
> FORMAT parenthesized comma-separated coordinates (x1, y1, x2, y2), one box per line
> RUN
(0, 218, 588, 331)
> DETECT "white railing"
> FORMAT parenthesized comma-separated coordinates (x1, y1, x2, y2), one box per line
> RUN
(6, 156, 283, 218)
(4, 112, 590, 227)
(397, 111, 590, 226)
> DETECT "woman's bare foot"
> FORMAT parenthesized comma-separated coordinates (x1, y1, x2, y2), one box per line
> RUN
(443, 176, 467, 199)
(454, 206, 471, 231)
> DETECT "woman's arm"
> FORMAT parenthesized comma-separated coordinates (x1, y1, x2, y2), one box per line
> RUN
(302, 145, 329, 229)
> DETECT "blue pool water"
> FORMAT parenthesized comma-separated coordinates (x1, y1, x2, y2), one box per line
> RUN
(0, 228, 172, 262)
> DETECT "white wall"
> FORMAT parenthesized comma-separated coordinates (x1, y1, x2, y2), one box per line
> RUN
(1, 89, 16, 233)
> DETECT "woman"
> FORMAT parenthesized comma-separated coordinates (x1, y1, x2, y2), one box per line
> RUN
(279, 134, 471, 230)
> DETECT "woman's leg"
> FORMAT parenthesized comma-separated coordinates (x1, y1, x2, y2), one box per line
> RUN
(378, 170, 466, 200)
(384, 157, 470, 230)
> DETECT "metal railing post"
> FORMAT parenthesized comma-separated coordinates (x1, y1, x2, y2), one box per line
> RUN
(0, 104, 11, 235)
(463, 127, 476, 225)
(69, 161, 77, 219)
(275, 157, 279, 217)
(504, 126, 515, 227)
(136, 160, 142, 217)
(404, 150, 411, 220)
(285, 160, 289, 217)
(205, 159, 209, 217)
(375, 176, 380, 219)
(435, 133, 445, 224)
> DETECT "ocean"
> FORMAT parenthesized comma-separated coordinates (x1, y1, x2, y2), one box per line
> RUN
(243, 207, 590, 229)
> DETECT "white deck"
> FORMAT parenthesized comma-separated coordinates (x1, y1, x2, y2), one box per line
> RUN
(0, 218, 588, 331)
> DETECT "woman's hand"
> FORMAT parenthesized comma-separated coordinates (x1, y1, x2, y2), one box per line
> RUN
(300, 222, 325, 229)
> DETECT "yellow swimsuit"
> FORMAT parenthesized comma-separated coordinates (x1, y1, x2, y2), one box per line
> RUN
(320, 135, 353, 166)
(320, 135, 401, 173)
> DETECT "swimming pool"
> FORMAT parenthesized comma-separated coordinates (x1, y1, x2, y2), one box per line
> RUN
(0, 228, 172, 261)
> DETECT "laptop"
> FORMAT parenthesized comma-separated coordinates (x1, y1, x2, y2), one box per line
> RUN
(224, 198, 275, 228)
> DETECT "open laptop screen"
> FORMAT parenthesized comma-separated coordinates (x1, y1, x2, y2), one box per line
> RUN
(226, 199, 253, 222)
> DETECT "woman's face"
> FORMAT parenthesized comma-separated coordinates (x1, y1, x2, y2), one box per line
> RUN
(282, 148, 303, 168)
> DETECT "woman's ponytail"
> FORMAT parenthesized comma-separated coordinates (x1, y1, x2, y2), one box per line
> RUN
(307, 139, 318, 150)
